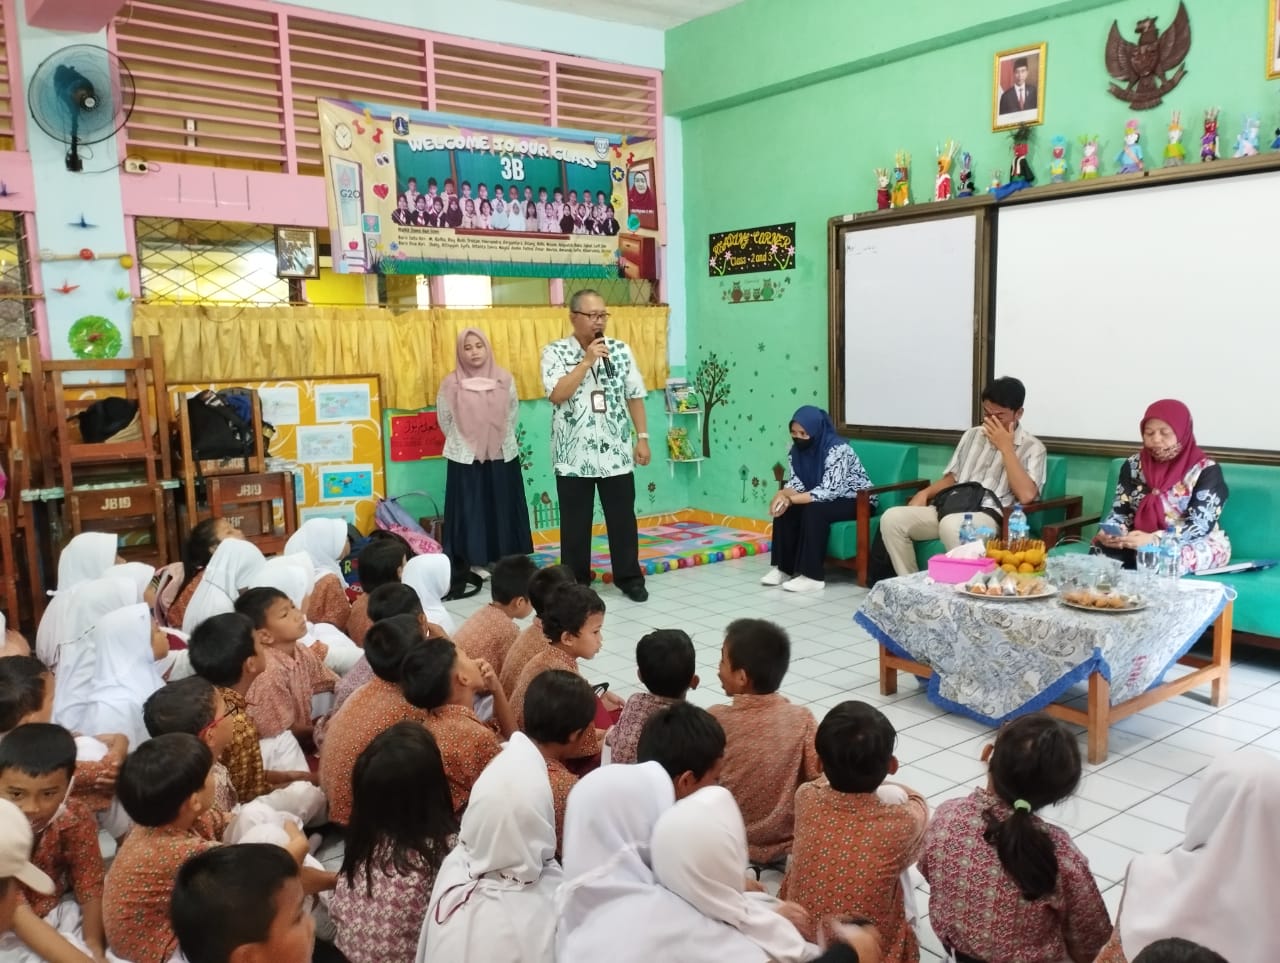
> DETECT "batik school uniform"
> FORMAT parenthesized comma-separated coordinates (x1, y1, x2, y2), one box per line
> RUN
(499, 619, 546, 697)
(919, 788, 1111, 963)
(452, 604, 520, 678)
(510, 647, 601, 759)
(545, 757, 577, 859)
(424, 703, 504, 815)
(708, 693, 820, 864)
(102, 811, 229, 963)
(305, 572, 351, 633)
(780, 778, 928, 956)
(246, 642, 338, 742)
(319, 678, 429, 825)
(606, 691, 679, 765)
(346, 593, 374, 647)
(218, 686, 271, 802)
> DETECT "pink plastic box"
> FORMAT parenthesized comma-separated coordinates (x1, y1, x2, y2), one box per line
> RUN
(927, 555, 997, 584)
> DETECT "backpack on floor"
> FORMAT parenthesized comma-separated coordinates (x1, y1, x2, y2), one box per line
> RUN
(374, 493, 443, 557)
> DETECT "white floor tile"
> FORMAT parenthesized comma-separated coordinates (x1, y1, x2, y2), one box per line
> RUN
(1090, 812, 1185, 853)
(1128, 742, 1214, 776)
(1074, 832, 1140, 884)
(1125, 794, 1190, 831)
(1095, 758, 1185, 793)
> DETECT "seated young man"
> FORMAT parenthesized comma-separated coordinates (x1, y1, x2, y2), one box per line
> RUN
(873, 376, 1047, 580)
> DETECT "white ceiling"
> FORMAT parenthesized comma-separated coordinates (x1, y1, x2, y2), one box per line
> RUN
(503, 0, 746, 30)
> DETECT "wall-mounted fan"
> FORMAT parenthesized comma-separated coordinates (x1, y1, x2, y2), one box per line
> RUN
(28, 45, 136, 172)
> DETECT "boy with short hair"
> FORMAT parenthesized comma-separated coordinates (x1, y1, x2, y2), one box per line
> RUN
(400, 638, 510, 814)
(347, 539, 408, 646)
(522, 669, 596, 856)
(636, 701, 726, 799)
(102, 734, 231, 963)
(452, 553, 537, 676)
(499, 564, 575, 697)
(318, 615, 431, 825)
(780, 701, 927, 956)
(330, 583, 439, 714)
(236, 587, 338, 749)
(171, 844, 314, 963)
(709, 618, 819, 865)
(0, 723, 108, 963)
(0, 798, 55, 937)
(607, 629, 699, 765)
(188, 612, 314, 805)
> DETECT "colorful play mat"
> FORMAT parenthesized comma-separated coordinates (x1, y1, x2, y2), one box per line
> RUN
(531, 521, 771, 582)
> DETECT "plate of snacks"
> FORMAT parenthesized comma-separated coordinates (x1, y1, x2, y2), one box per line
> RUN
(1059, 589, 1147, 613)
(985, 537, 1048, 578)
(958, 571, 1056, 600)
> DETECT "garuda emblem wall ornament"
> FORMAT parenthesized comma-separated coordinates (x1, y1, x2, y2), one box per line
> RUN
(1105, 1, 1192, 110)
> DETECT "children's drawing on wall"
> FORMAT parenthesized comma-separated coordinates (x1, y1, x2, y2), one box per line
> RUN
(692, 351, 734, 458)
(530, 491, 559, 529)
(647, 480, 657, 506)
(516, 422, 534, 482)
(720, 274, 791, 303)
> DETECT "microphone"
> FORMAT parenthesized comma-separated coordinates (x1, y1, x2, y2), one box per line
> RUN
(593, 334, 615, 378)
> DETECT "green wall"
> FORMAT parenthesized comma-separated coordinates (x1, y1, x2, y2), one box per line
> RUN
(669, 0, 1276, 520)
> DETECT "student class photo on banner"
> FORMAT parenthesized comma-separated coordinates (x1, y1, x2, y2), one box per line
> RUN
(318, 98, 660, 279)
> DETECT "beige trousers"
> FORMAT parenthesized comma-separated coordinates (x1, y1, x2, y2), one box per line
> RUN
(879, 505, 969, 575)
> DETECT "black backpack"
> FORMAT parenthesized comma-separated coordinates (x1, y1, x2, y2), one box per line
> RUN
(186, 388, 261, 460)
(76, 397, 139, 443)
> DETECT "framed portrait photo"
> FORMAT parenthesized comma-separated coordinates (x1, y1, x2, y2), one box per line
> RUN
(993, 43, 1047, 131)
(275, 226, 319, 279)
(626, 158, 659, 232)
(1269, 0, 1280, 78)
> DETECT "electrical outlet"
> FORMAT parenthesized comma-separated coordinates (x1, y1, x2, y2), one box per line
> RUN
(123, 158, 149, 175)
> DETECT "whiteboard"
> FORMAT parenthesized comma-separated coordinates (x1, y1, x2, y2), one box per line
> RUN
(994, 170, 1280, 451)
(841, 213, 979, 433)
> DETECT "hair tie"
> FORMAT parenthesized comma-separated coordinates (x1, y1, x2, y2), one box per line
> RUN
(1012, 799, 1032, 813)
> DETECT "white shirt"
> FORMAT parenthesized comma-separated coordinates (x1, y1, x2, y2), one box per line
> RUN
(541, 335, 646, 478)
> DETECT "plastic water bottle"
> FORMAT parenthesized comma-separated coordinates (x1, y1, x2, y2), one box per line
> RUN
(1009, 503, 1029, 542)
(958, 513, 977, 544)
(1160, 524, 1180, 578)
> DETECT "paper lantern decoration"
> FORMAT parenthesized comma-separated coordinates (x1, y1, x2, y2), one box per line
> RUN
(67, 314, 123, 359)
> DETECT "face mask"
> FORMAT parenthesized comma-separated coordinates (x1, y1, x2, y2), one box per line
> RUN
(1150, 441, 1183, 462)
(792, 437, 813, 450)
(32, 775, 74, 835)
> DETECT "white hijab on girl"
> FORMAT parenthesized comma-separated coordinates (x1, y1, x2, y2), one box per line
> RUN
(418, 733, 561, 963)
(51, 576, 139, 734)
(284, 518, 347, 583)
(402, 554, 456, 634)
(181, 538, 266, 633)
(36, 531, 119, 666)
(79, 603, 164, 751)
(1115, 749, 1280, 963)
(651, 786, 819, 963)
(556, 762, 770, 963)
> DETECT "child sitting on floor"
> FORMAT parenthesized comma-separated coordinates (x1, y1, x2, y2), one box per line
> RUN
(521, 669, 597, 856)
(499, 564, 576, 696)
(187, 612, 316, 807)
(171, 844, 313, 963)
(509, 584, 608, 763)
(235, 587, 338, 761)
(144, 676, 325, 828)
(0, 655, 130, 836)
(331, 584, 442, 715)
(284, 518, 353, 632)
(919, 713, 1111, 963)
(319, 615, 432, 826)
(607, 629, 699, 765)
(329, 722, 457, 963)
(780, 700, 929, 955)
(709, 618, 819, 867)
(0, 723, 108, 963)
(636, 701, 727, 799)
(346, 538, 409, 646)
(452, 553, 537, 678)
(400, 637, 510, 815)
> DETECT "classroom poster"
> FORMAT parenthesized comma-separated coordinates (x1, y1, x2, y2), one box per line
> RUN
(317, 98, 661, 278)
(708, 223, 796, 276)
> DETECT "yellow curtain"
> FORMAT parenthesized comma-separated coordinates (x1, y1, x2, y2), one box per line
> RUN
(132, 303, 669, 411)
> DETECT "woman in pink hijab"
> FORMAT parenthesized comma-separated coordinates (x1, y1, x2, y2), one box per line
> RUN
(436, 328, 533, 579)
(1092, 399, 1231, 573)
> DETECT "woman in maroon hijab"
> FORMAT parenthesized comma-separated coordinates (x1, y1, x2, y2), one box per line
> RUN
(1092, 399, 1231, 573)
(436, 328, 533, 579)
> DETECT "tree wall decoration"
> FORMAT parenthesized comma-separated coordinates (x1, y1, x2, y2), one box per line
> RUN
(692, 351, 734, 458)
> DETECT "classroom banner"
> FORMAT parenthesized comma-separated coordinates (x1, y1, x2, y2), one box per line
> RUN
(317, 99, 661, 279)
(708, 222, 796, 276)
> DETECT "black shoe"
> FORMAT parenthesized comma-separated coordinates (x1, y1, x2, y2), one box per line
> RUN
(619, 581, 648, 602)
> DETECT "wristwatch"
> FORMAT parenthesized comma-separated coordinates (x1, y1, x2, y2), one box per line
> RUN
(637, 432, 650, 439)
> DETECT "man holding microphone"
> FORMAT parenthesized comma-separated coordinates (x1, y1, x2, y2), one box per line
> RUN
(541, 289, 650, 602)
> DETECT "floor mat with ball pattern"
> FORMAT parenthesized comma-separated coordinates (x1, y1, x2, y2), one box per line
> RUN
(530, 521, 772, 582)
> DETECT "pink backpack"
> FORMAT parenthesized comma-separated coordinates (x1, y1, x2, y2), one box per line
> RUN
(374, 493, 442, 556)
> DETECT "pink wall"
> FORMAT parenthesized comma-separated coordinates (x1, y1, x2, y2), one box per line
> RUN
(119, 164, 326, 226)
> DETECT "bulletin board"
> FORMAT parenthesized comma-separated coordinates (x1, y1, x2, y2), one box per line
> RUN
(169, 374, 385, 532)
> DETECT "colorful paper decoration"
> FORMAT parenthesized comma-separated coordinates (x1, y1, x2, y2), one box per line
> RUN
(390, 410, 445, 461)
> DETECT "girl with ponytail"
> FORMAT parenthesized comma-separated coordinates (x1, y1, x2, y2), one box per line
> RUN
(918, 713, 1112, 963)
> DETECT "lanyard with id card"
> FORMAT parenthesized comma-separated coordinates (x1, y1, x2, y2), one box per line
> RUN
(588, 364, 607, 413)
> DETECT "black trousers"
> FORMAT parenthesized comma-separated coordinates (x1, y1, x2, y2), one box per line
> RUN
(770, 497, 860, 581)
(555, 472, 643, 588)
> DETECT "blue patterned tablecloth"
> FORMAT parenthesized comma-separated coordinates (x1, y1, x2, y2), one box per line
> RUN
(855, 573, 1229, 725)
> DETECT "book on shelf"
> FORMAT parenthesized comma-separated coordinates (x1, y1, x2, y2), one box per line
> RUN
(666, 426, 697, 461)
(664, 377, 700, 413)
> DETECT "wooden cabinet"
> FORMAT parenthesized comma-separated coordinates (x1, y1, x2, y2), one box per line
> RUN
(618, 233, 657, 280)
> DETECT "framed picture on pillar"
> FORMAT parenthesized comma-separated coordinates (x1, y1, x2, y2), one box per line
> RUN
(275, 226, 319, 279)
(993, 43, 1046, 131)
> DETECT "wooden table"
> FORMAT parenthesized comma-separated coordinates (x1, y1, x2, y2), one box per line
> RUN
(859, 574, 1233, 763)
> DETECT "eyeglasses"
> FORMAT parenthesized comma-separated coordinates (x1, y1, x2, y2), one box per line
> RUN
(572, 310, 610, 322)
(198, 707, 234, 741)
